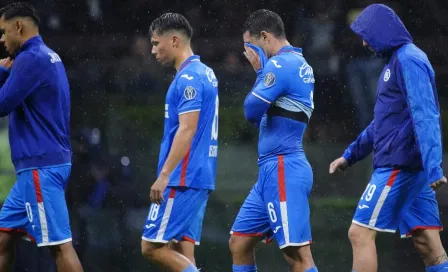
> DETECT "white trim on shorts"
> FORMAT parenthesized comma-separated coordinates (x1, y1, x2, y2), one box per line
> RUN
(352, 220, 395, 233)
(37, 238, 72, 247)
(172, 238, 200, 246)
(279, 240, 311, 249)
(141, 237, 169, 244)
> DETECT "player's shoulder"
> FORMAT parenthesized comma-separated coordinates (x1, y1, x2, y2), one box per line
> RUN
(396, 44, 431, 68)
(178, 61, 217, 87)
(20, 44, 62, 67)
(265, 52, 308, 72)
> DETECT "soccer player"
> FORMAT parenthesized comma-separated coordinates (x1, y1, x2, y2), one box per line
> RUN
(141, 13, 219, 272)
(329, 4, 448, 272)
(0, 2, 83, 272)
(229, 9, 318, 272)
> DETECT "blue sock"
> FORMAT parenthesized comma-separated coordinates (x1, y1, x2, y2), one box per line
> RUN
(232, 264, 257, 272)
(182, 264, 198, 272)
(306, 267, 318, 272)
(426, 261, 448, 272)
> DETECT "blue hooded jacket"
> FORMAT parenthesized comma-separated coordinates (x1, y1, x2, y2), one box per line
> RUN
(342, 4, 443, 183)
(0, 36, 71, 172)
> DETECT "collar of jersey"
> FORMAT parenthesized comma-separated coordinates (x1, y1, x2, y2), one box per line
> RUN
(275, 45, 303, 56)
(178, 55, 200, 72)
(16, 35, 44, 56)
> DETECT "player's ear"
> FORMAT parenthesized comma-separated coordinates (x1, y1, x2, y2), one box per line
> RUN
(15, 20, 23, 34)
(172, 35, 180, 48)
(260, 31, 268, 42)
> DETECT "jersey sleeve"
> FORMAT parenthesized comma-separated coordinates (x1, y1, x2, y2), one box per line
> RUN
(251, 57, 290, 104)
(397, 56, 443, 183)
(176, 72, 203, 115)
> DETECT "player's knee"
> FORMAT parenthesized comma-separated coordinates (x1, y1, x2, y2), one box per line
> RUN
(141, 240, 162, 260)
(229, 235, 253, 256)
(0, 232, 14, 252)
(282, 245, 313, 264)
(348, 224, 375, 247)
(48, 241, 75, 257)
(412, 229, 441, 258)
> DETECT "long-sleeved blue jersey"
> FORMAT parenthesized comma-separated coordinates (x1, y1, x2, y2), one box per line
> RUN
(244, 45, 315, 163)
(0, 35, 71, 172)
(342, 4, 443, 183)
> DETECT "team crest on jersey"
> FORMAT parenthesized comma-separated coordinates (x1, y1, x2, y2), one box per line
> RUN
(384, 69, 391, 82)
(264, 72, 276, 87)
(184, 86, 197, 100)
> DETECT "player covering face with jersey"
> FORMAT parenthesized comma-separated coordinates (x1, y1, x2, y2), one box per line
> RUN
(229, 9, 319, 272)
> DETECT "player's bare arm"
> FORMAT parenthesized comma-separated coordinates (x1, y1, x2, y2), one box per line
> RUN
(150, 111, 200, 204)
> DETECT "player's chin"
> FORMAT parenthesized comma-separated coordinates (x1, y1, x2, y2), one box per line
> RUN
(157, 58, 171, 66)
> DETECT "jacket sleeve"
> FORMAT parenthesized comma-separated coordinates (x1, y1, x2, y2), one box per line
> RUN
(342, 120, 374, 165)
(0, 52, 41, 117)
(397, 57, 443, 183)
(0, 67, 9, 86)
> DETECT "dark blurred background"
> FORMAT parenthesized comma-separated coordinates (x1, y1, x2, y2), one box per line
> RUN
(0, 0, 447, 271)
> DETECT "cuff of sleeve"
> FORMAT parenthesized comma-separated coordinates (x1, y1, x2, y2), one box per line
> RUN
(342, 151, 353, 166)
(429, 167, 444, 184)
(178, 108, 201, 115)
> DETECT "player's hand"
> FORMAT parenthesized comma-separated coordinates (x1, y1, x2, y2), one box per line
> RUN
(0, 57, 13, 69)
(430, 176, 447, 191)
(329, 157, 349, 174)
(150, 174, 169, 205)
(243, 45, 261, 72)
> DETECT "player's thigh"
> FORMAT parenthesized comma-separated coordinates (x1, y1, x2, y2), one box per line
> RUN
(399, 184, 442, 238)
(21, 166, 72, 246)
(142, 186, 208, 243)
(353, 168, 427, 232)
(262, 155, 313, 249)
(230, 180, 271, 241)
(0, 181, 29, 233)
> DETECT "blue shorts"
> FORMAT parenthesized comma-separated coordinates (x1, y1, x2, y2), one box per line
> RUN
(0, 165, 72, 247)
(353, 168, 442, 237)
(142, 186, 211, 245)
(231, 154, 313, 249)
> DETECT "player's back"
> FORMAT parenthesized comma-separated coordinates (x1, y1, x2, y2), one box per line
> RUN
(158, 55, 219, 190)
(257, 47, 315, 163)
(7, 35, 71, 172)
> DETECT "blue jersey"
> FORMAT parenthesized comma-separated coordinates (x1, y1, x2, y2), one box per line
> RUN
(244, 46, 315, 161)
(158, 55, 219, 190)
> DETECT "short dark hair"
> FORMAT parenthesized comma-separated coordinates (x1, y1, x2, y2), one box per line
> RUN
(244, 9, 286, 39)
(150, 13, 193, 39)
(0, 2, 40, 26)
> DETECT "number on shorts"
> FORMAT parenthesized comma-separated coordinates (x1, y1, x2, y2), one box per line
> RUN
(267, 202, 277, 223)
(361, 184, 377, 202)
(25, 202, 33, 222)
(148, 204, 160, 221)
